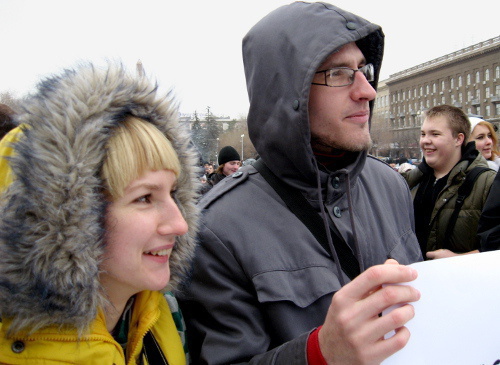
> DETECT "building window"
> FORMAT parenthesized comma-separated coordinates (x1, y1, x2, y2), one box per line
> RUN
(485, 69, 490, 81)
(441, 96, 445, 104)
(476, 89, 481, 99)
(458, 76, 463, 87)
(475, 71, 480, 83)
(496, 104, 500, 116)
(414, 88, 417, 98)
(486, 87, 490, 98)
(495, 66, 500, 79)
(467, 74, 471, 85)
(496, 85, 500, 96)
(441, 80, 445, 91)
(450, 78, 455, 88)
(420, 86, 423, 96)
(485, 105, 490, 117)
(433, 83, 437, 93)
(459, 93, 463, 103)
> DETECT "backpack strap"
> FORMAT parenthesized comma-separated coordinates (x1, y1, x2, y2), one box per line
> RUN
(253, 159, 360, 280)
(442, 166, 490, 249)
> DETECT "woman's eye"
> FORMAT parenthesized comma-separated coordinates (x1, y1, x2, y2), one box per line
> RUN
(136, 194, 152, 203)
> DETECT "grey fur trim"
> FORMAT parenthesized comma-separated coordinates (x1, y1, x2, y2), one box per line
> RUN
(0, 62, 200, 334)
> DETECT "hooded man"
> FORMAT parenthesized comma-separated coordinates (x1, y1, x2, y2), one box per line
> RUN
(178, 2, 422, 364)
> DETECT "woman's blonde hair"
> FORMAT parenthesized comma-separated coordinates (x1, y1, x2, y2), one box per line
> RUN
(102, 116, 180, 198)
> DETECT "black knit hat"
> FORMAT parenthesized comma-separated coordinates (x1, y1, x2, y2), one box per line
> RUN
(218, 145, 240, 165)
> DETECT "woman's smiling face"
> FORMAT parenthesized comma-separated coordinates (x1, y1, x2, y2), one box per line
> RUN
(100, 169, 188, 303)
(470, 124, 494, 160)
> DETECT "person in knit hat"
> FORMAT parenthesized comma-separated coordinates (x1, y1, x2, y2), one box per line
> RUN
(0, 62, 200, 364)
(468, 117, 500, 171)
(208, 145, 241, 186)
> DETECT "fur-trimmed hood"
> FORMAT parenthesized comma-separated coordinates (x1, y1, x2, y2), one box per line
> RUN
(0, 62, 200, 335)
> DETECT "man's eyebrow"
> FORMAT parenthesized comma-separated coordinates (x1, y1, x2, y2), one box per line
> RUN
(324, 56, 368, 69)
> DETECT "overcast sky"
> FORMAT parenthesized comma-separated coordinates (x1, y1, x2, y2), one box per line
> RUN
(1, 0, 498, 118)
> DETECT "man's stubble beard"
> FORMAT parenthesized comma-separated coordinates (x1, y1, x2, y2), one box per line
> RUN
(311, 134, 373, 154)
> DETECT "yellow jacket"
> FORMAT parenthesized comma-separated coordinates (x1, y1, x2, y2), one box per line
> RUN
(0, 291, 186, 365)
(0, 125, 21, 193)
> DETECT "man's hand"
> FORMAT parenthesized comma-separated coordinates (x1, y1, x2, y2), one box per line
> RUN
(318, 259, 420, 365)
(426, 249, 479, 260)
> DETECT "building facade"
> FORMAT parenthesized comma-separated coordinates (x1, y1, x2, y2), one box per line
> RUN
(373, 36, 500, 159)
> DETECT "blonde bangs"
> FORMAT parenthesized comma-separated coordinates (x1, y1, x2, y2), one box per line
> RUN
(102, 116, 180, 198)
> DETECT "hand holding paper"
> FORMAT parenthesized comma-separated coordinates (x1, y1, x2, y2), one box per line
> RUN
(318, 259, 420, 364)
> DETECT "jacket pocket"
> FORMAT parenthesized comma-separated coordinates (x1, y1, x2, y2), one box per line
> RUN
(251, 266, 342, 308)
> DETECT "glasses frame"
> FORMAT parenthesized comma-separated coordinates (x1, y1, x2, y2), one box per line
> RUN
(312, 63, 374, 87)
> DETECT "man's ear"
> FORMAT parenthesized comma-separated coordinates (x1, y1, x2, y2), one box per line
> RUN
(456, 133, 465, 146)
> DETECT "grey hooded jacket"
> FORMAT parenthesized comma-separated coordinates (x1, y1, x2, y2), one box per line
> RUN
(0, 63, 200, 335)
(178, 2, 422, 364)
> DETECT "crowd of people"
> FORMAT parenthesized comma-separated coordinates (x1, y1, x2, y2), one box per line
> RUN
(0, 1, 498, 364)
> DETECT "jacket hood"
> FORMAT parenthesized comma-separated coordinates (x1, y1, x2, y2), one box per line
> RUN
(0, 62, 200, 334)
(243, 1, 383, 188)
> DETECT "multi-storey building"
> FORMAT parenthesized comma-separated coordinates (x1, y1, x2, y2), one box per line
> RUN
(371, 80, 391, 157)
(373, 36, 500, 159)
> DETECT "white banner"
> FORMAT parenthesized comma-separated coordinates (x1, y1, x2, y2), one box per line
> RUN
(383, 250, 500, 365)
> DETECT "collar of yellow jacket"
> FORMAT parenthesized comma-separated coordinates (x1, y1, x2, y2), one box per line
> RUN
(0, 291, 186, 365)
(124, 290, 186, 365)
(0, 125, 24, 194)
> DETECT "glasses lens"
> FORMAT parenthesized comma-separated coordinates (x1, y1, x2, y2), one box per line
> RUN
(363, 64, 374, 82)
(327, 68, 352, 87)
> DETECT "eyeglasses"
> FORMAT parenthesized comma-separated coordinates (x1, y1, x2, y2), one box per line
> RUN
(312, 63, 374, 87)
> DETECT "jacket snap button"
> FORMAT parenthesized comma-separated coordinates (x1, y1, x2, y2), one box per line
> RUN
(333, 206, 342, 218)
(346, 22, 357, 30)
(11, 340, 25, 353)
(333, 177, 340, 189)
(232, 171, 242, 178)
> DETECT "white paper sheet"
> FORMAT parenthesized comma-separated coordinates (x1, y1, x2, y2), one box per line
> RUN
(382, 250, 500, 365)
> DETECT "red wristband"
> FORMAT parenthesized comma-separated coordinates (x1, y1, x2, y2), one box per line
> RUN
(307, 326, 328, 365)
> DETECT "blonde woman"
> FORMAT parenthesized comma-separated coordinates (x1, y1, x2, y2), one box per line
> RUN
(0, 63, 199, 364)
(469, 117, 500, 171)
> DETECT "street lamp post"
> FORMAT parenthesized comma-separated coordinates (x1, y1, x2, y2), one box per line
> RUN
(216, 137, 219, 163)
(240, 134, 244, 161)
